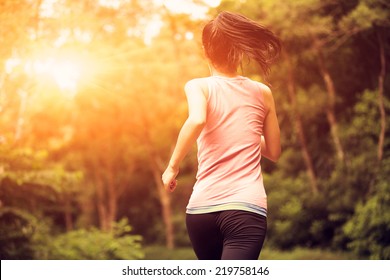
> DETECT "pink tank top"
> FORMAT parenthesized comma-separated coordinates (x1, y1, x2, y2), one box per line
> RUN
(186, 75, 268, 215)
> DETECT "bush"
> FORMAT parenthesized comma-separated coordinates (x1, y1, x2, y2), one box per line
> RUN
(264, 169, 314, 249)
(0, 209, 144, 260)
(0, 207, 49, 259)
(343, 173, 390, 259)
(36, 218, 144, 260)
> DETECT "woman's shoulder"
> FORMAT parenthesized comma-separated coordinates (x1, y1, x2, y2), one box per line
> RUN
(250, 81, 274, 111)
(249, 80, 271, 95)
(247, 80, 271, 99)
(184, 77, 210, 97)
(185, 77, 210, 87)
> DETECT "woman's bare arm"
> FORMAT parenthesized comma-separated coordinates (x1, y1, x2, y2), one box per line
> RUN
(260, 84, 281, 162)
(162, 79, 208, 191)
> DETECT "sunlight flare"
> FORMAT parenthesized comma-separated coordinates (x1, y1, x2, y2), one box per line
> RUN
(50, 60, 82, 92)
(9, 50, 96, 98)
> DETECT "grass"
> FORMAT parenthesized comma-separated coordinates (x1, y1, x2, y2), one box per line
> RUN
(144, 246, 197, 260)
(143, 245, 359, 260)
(260, 247, 359, 260)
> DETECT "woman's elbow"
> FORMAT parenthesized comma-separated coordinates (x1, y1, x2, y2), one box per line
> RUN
(187, 117, 206, 129)
(268, 147, 282, 162)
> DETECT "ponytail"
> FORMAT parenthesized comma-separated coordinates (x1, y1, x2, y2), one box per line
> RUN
(202, 11, 281, 75)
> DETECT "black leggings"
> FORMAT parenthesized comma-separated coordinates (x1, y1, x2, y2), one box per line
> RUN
(186, 210, 267, 260)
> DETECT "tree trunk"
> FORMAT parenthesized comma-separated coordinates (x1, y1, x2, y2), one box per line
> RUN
(150, 158, 175, 249)
(316, 47, 345, 164)
(64, 196, 73, 231)
(285, 52, 319, 194)
(376, 29, 386, 162)
(106, 166, 117, 230)
(95, 173, 110, 231)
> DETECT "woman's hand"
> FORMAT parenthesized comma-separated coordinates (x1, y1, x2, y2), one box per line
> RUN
(162, 165, 179, 192)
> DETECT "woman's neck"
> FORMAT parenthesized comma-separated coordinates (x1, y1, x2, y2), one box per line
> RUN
(209, 65, 238, 78)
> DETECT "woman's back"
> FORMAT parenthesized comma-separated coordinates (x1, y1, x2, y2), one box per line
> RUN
(187, 76, 268, 212)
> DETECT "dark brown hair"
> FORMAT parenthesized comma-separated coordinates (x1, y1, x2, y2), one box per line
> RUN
(202, 11, 281, 75)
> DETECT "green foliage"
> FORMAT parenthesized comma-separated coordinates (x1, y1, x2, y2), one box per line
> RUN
(343, 162, 390, 260)
(0, 207, 144, 260)
(36, 219, 144, 260)
(345, 90, 385, 150)
(339, 0, 390, 31)
(0, 207, 50, 259)
(264, 168, 313, 249)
